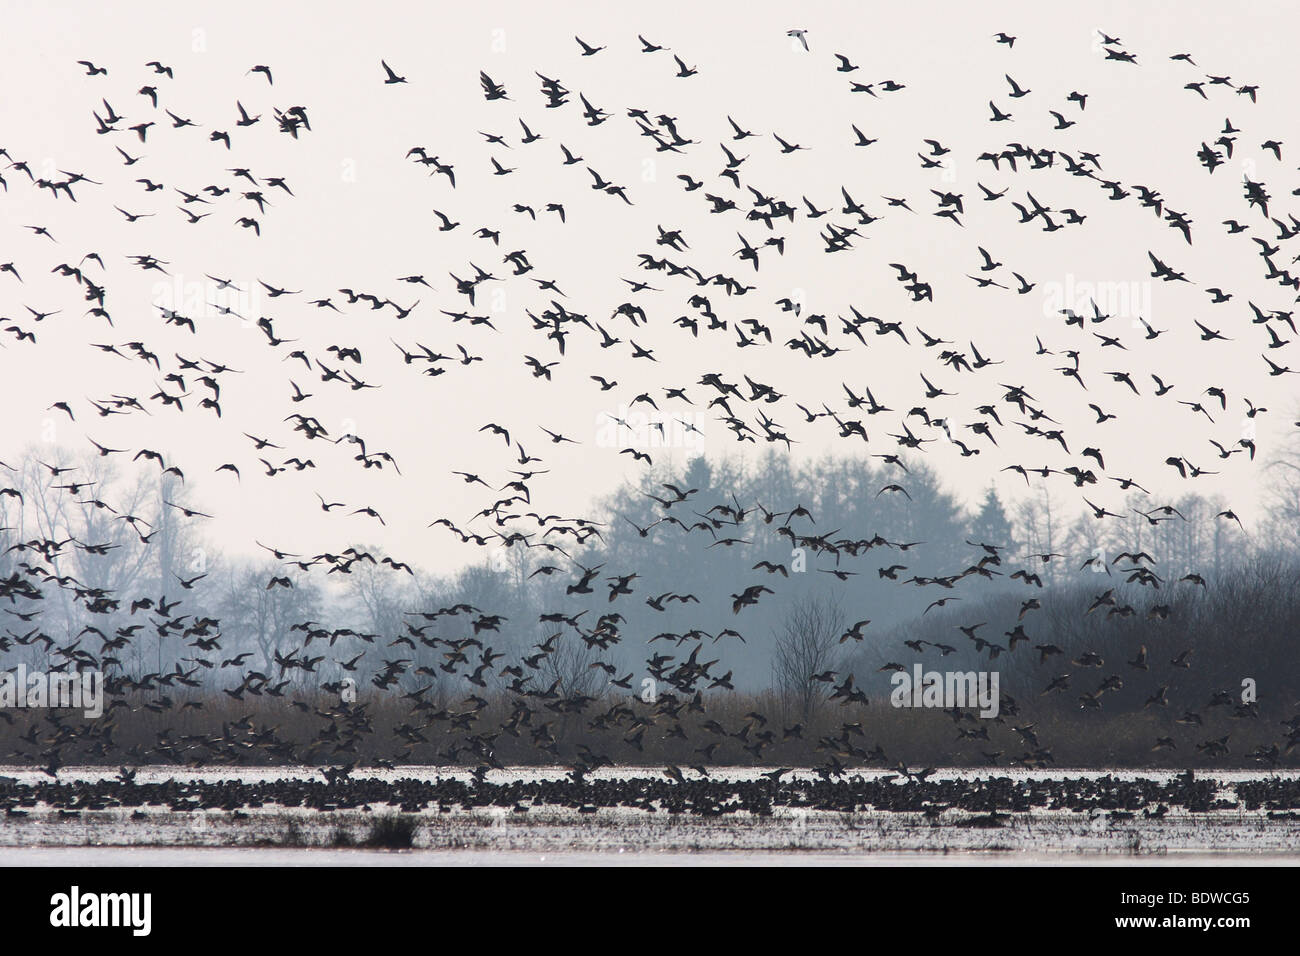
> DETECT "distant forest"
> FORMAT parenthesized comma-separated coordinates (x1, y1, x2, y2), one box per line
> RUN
(1, 438, 1299, 769)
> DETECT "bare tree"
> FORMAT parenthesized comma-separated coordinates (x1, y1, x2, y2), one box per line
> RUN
(217, 562, 322, 679)
(1265, 416, 1300, 554)
(772, 591, 846, 721)
(1013, 485, 1060, 586)
(343, 544, 415, 641)
(538, 627, 601, 699)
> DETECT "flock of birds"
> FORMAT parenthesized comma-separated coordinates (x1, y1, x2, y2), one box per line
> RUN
(1, 25, 1299, 786)
(3, 766, 1289, 822)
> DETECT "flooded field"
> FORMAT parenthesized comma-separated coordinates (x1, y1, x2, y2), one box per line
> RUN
(3, 766, 1298, 861)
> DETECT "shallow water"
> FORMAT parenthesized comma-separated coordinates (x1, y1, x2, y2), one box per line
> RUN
(3, 846, 1297, 866)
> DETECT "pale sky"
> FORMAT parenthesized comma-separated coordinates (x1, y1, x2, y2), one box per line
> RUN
(1, 0, 1297, 576)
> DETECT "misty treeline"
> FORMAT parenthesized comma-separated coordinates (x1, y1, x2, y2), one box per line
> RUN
(1, 437, 1299, 766)
(0, 442, 1290, 676)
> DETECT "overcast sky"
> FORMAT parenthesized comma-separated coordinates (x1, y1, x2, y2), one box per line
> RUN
(1, 0, 1297, 576)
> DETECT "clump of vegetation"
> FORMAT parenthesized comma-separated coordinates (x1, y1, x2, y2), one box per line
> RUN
(363, 813, 417, 848)
(280, 818, 306, 847)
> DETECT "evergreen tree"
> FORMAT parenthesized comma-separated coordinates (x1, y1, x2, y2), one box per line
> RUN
(971, 485, 1017, 554)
